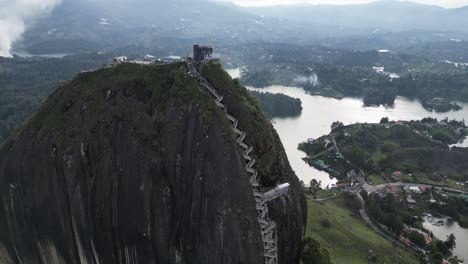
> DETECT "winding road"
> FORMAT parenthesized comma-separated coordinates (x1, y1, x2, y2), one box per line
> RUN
(356, 193, 419, 256)
(364, 182, 468, 195)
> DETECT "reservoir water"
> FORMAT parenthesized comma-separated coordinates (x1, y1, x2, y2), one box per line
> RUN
(12, 51, 72, 58)
(226, 67, 468, 261)
(226, 68, 468, 186)
(423, 219, 468, 261)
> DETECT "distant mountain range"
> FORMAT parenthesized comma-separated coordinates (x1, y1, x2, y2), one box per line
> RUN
(18, 0, 293, 54)
(15, 0, 468, 55)
(245, 0, 468, 33)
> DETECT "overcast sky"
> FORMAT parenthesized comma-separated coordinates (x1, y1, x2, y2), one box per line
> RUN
(226, 0, 468, 8)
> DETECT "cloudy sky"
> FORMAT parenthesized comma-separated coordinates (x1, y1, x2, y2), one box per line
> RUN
(225, 0, 468, 8)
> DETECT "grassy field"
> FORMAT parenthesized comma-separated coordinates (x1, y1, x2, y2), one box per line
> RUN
(306, 195, 419, 264)
(313, 189, 336, 199)
(368, 174, 386, 185)
(403, 174, 468, 191)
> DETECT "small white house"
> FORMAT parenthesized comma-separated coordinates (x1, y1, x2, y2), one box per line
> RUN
(409, 186, 422, 194)
(113, 56, 128, 64)
(407, 197, 417, 209)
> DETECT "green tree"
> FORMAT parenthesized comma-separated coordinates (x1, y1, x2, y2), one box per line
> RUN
(380, 117, 389, 124)
(445, 233, 456, 251)
(299, 180, 305, 191)
(435, 240, 450, 256)
(408, 231, 426, 248)
(387, 214, 404, 235)
(301, 238, 333, 264)
(380, 143, 395, 153)
(320, 218, 332, 228)
(360, 190, 369, 201)
(342, 146, 369, 169)
(432, 131, 453, 144)
(309, 179, 321, 196)
(343, 192, 362, 212)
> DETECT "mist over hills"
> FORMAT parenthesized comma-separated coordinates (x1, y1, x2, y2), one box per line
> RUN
(245, 0, 468, 34)
(11, 0, 468, 57)
(18, 0, 297, 54)
(18, 0, 468, 55)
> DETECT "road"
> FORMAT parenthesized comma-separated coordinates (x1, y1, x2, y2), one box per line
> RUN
(357, 193, 420, 256)
(312, 193, 337, 202)
(329, 132, 467, 259)
(332, 133, 467, 195)
(364, 182, 468, 195)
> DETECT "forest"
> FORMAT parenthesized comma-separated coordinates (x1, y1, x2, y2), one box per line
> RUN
(242, 64, 468, 108)
(233, 43, 468, 110)
(362, 191, 463, 263)
(0, 54, 109, 142)
(299, 118, 468, 184)
(250, 91, 302, 118)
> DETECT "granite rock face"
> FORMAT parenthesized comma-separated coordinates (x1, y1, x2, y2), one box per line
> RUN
(0, 62, 306, 264)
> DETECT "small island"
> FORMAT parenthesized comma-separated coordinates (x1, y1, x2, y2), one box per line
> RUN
(421, 98, 462, 113)
(250, 91, 302, 118)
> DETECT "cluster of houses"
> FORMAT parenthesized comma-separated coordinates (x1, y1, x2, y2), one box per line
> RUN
(406, 185, 433, 209)
(372, 184, 401, 197)
(112, 44, 221, 67)
(373, 183, 468, 212)
(399, 227, 434, 248)
(391, 171, 403, 181)
(371, 184, 434, 209)
(112, 55, 187, 66)
(308, 137, 333, 148)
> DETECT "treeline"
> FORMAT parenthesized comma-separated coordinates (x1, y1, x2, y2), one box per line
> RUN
(300, 238, 332, 264)
(430, 191, 468, 228)
(380, 149, 468, 178)
(362, 192, 458, 263)
(233, 42, 468, 108)
(396, 71, 468, 102)
(364, 193, 406, 235)
(241, 71, 274, 88)
(0, 54, 109, 142)
(300, 119, 468, 181)
(250, 91, 302, 118)
(310, 66, 468, 107)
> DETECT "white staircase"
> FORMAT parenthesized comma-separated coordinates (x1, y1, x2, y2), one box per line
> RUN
(187, 62, 289, 264)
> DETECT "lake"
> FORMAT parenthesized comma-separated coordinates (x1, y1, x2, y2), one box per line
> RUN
(226, 67, 468, 261)
(12, 51, 72, 58)
(424, 219, 468, 261)
(226, 68, 468, 186)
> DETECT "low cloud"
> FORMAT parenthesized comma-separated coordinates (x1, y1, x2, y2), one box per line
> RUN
(0, 0, 62, 57)
(225, 0, 468, 8)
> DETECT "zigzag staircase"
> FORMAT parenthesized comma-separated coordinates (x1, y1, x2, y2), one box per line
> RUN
(187, 62, 287, 264)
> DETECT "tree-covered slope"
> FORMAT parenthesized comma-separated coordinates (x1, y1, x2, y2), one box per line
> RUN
(300, 119, 468, 184)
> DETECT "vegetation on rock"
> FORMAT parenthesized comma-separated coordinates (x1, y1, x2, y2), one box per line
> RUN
(0, 61, 307, 263)
(0, 54, 109, 142)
